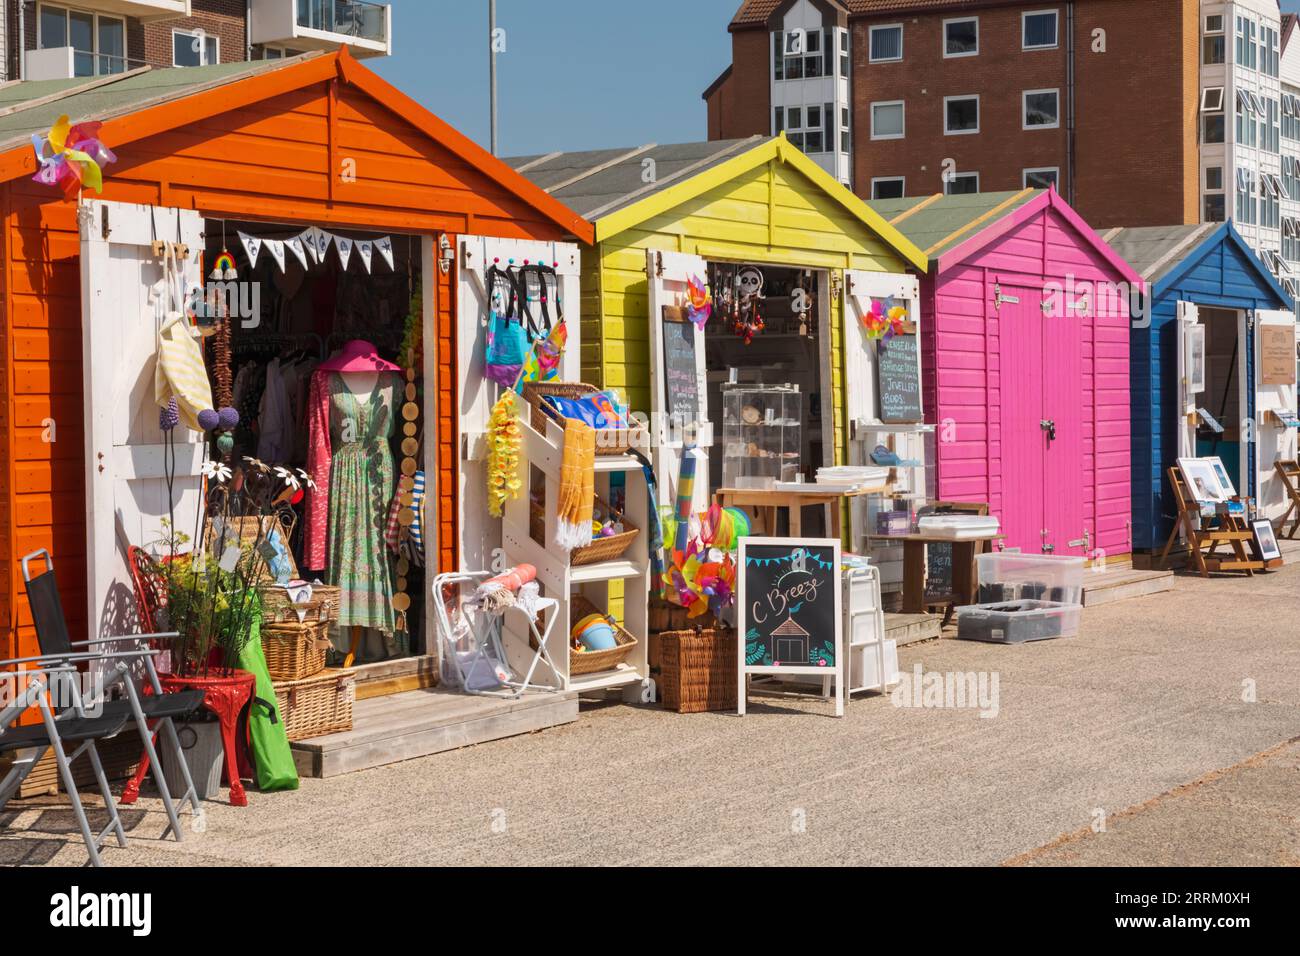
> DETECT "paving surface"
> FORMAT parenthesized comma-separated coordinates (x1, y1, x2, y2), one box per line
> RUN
(4, 560, 1299, 867)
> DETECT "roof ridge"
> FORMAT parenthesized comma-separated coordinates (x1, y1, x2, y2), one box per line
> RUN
(543, 143, 658, 194)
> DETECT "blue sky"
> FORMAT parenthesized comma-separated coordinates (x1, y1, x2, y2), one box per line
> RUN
(370, 0, 738, 158)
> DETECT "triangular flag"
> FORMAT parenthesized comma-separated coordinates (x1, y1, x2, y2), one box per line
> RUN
(313, 228, 332, 262)
(285, 234, 309, 270)
(335, 236, 353, 271)
(264, 238, 286, 273)
(300, 229, 319, 264)
(375, 236, 395, 271)
(238, 231, 262, 267)
(357, 240, 374, 274)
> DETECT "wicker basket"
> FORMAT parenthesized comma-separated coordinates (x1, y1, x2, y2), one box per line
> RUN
(649, 597, 717, 633)
(567, 595, 640, 676)
(522, 381, 646, 456)
(571, 497, 640, 566)
(659, 626, 738, 713)
(261, 604, 332, 681)
(259, 582, 341, 624)
(274, 668, 356, 742)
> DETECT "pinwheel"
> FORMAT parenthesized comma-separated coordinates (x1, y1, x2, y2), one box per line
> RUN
(862, 297, 910, 341)
(31, 115, 116, 198)
(685, 274, 712, 330)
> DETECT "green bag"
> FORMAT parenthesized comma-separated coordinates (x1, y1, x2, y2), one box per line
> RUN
(234, 612, 299, 792)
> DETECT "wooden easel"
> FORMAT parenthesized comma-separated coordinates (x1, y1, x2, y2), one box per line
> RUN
(1158, 467, 1260, 577)
(1275, 460, 1300, 539)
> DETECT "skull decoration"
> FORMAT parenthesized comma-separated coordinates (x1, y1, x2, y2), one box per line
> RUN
(735, 266, 765, 300)
(731, 266, 766, 345)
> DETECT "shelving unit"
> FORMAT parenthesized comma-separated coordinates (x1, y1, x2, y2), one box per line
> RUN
(499, 409, 652, 700)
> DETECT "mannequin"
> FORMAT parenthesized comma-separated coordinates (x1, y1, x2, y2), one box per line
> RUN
(304, 340, 402, 666)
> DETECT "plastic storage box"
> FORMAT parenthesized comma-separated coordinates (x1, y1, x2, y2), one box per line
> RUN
(916, 514, 1000, 539)
(956, 600, 1081, 643)
(974, 553, 1084, 605)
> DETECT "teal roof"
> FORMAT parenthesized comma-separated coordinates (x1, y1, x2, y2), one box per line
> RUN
(866, 189, 1043, 260)
(0, 55, 323, 154)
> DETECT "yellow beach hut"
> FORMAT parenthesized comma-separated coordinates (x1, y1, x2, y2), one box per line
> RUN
(509, 135, 928, 544)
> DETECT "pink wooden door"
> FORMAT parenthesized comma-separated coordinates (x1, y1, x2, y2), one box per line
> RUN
(998, 287, 1086, 553)
(998, 290, 1045, 552)
(1041, 308, 1084, 554)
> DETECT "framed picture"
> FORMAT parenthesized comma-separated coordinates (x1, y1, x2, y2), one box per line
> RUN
(1250, 519, 1282, 562)
(1186, 325, 1206, 394)
(1208, 456, 1236, 498)
(1177, 457, 1227, 505)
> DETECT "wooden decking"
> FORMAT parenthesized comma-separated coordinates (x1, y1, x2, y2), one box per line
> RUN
(291, 687, 579, 778)
(884, 612, 942, 645)
(1081, 563, 1176, 606)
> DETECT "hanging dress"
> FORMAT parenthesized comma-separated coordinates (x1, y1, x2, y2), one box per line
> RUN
(304, 369, 398, 636)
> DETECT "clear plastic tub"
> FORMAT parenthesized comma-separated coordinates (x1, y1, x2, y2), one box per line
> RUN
(956, 600, 1082, 643)
(975, 552, 1084, 605)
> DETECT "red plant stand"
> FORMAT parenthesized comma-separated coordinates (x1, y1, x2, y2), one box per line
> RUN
(120, 669, 256, 808)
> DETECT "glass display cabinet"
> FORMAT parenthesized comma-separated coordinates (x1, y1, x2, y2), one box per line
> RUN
(720, 384, 802, 489)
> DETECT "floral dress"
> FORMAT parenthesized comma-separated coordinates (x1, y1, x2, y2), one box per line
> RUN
(305, 370, 398, 636)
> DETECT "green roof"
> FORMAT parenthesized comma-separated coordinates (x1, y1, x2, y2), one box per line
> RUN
(866, 189, 1043, 261)
(0, 55, 323, 154)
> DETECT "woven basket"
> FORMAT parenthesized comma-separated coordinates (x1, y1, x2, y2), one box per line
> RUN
(571, 496, 640, 566)
(522, 381, 646, 456)
(259, 582, 341, 624)
(649, 597, 717, 633)
(274, 668, 356, 742)
(659, 627, 738, 713)
(567, 595, 639, 676)
(261, 605, 332, 681)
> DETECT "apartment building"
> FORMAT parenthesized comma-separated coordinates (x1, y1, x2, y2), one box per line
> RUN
(706, 0, 1204, 230)
(1, 0, 391, 81)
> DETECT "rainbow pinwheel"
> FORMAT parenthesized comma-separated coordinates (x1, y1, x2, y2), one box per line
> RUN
(31, 115, 116, 198)
(685, 274, 712, 330)
(861, 296, 909, 342)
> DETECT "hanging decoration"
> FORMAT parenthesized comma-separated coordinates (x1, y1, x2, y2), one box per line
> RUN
(684, 274, 712, 330)
(233, 227, 395, 275)
(285, 234, 309, 270)
(238, 231, 263, 267)
(209, 250, 238, 281)
(31, 115, 117, 198)
(356, 239, 374, 273)
(335, 236, 354, 271)
(264, 238, 286, 272)
(861, 296, 909, 342)
(486, 390, 523, 517)
(376, 235, 396, 271)
(731, 266, 766, 345)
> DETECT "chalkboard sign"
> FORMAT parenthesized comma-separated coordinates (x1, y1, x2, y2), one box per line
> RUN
(661, 308, 701, 433)
(876, 334, 922, 424)
(925, 542, 954, 603)
(737, 537, 844, 716)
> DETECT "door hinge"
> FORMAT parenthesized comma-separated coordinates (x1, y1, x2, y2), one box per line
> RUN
(100, 204, 110, 240)
(993, 283, 1019, 308)
(654, 251, 663, 278)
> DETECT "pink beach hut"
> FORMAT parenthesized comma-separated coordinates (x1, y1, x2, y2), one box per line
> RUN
(867, 189, 1141, 558)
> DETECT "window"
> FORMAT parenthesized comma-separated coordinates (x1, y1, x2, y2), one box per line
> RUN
(1206, 14, 1224, 33)
(944, 17, 978, 58)
(945, 172, 979, 195)
(782, 104, 828, 154)
(1237, 90, 1258, 147)
(870, 24, 903, 62)
(871, 100, 905, 140)
(174, 29, 219, 67)
(1201, 87, 1224, 113)
(840, 30, 850, 77)
(37, 3, 126, 77)
(1022, 10, 1058, 50)
(1204, 112, 1225, 144)
(1204, 34, 1225, 64)
(1283, 94, 1300, 142)
(1023, 167, 1059, 189)
(1236, 17, 1257, 71)
(1204, 195, 1226, 222)
(1206, 166, 1223, 191)
(945, 95, 980, 135)
(774, 107, 784, 135)
(1023, 89, 1060, 129)
(1266, 98, 1281, 153)
(1237, 167, 1257, 225)
(872, 177, 905, 200)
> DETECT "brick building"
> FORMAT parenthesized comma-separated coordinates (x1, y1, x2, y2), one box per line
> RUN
(705, 0, 1206, 231)
(2, 0, 391, 81)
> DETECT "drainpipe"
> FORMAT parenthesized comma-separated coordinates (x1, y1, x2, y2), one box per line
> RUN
(1066, 1, 1076, 204)
(246, 0, 252, 61)
(18, 0, 25, 81)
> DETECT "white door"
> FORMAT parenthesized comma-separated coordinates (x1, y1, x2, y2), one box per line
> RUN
(646, 248, 711, 510)
(1255, 308, 1299, 520)
(456, 235, 581, 572)
(79, 200, 207, 638)
(1175, 300, 1203, 461)
(843, 270, 922, 590)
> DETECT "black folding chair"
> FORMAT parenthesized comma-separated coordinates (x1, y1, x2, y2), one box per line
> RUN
(0, 662, 132, 867)
(21, 550, 206, 843)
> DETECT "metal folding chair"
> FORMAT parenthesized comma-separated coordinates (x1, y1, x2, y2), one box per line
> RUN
(21, 550, 206, 843)
(0, 662, 132, 867)
(433, 571, 561, 698)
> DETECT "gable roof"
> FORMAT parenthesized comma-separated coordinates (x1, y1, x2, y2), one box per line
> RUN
(731, 0, 1065, 28)
(507, 135, 928, 270)
(868, 188, 1140, 282)
(0, 50, 594, 244)
(1101, 221, 1295, 309)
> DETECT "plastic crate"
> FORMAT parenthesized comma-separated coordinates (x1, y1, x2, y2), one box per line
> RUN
(956, 600, 1081, 643)
(975, 553, 1084, 605)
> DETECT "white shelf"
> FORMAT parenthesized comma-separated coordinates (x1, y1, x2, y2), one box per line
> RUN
(567, 667, 645, 693)
(855, 422, 934, 434)
(569, 559, 643, 584)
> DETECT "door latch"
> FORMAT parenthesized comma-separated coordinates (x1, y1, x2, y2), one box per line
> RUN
(1040, 419, 1056, 443)
(1040, 529, 1055, 554)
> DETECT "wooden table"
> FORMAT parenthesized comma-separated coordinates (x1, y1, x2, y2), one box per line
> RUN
(867, 533, 1002, 617)
(715, 485, 889, 538)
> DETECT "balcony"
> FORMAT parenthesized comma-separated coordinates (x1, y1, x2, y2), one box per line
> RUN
(250, 0, 392, 58)
(60, 1, 192, 18)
